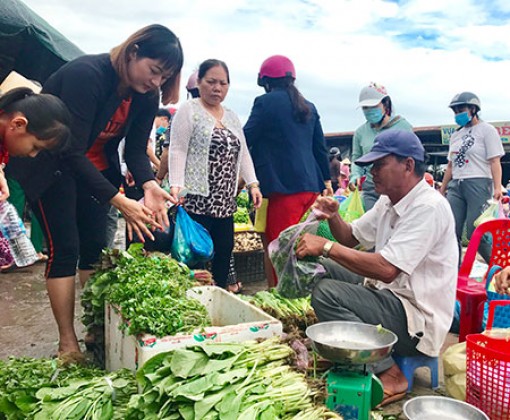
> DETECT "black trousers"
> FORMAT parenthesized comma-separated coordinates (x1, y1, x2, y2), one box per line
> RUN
(32, 171, 111, 278)
(188, 213, 234, 289)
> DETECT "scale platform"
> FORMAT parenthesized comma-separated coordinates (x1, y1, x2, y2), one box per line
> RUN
(306, 321, 398, 420)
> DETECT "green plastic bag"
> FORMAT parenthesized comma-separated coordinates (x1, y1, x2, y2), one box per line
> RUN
(339, 188, 365, 223)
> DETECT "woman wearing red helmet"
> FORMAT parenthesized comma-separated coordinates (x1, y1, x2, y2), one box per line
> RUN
(244, 55, 331, 287)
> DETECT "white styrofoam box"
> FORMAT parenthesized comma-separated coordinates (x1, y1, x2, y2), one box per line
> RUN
(105, 286, 283, 371)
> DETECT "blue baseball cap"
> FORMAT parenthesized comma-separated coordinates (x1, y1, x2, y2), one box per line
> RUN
(355, 130, 425, 166)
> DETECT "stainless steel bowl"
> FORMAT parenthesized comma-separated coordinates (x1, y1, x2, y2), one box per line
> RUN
(403, 396, 489, 420)
(305, 321, 398, 364)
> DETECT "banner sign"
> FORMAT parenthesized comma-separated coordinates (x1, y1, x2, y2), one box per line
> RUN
(441, 121, 510, 145)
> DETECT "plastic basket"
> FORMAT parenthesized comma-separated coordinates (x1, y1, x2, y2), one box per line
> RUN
(466, 300, 510, 420)
(233, 250, 265, 283)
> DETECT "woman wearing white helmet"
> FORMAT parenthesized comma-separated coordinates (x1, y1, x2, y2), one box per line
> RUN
(244, 55, 331, 287)
(440, 91, 504, 264)
(350, 82, 413, 210)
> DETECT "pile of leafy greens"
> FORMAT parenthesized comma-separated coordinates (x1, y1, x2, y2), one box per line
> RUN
(0, 357, 133, 420)
(126, 337, 341, 419)
(82, 244, 210, 338)
(31, 369, 136, 420)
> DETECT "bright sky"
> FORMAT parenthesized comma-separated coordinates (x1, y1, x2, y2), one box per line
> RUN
(20, 0, 510, 133)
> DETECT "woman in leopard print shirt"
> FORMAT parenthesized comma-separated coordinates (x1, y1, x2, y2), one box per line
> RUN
(169, 59, 262, 288)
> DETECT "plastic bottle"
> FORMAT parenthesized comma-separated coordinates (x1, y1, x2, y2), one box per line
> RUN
(0, 201, 38, 267)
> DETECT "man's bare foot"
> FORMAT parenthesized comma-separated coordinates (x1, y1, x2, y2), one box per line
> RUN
(377, 363, 408, 406)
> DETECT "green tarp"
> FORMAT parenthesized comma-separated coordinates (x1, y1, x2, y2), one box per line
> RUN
(0, 0, 83, 84)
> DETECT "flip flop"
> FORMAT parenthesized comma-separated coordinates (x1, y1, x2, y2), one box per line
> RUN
(226, 282, 243, 294)
(36, 253, 49, 263)
(57, 351, 87, 366)
(377, 389, 406, 408)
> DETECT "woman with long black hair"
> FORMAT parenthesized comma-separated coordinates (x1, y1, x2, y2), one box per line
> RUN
(244, 55, 331, 287)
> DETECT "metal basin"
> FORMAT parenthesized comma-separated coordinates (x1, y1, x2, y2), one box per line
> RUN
(305, 321, 397, 364)
(403, 396, 489, 420)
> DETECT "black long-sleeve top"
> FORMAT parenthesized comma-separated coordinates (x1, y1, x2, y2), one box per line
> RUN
(7, 53, 158, 203)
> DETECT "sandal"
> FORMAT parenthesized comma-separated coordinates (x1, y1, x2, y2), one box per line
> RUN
(377, 390, 406, 408)
(57, 351, 87, 366)
(227, 282, 243, 294)
(36, 253, 49, 263)
(0, 263, 15, 274)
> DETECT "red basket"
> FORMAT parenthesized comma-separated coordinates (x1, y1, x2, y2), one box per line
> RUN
(466, 300, 510, 420)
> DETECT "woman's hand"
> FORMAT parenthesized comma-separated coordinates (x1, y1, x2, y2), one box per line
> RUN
(169, 186, 186, 205)
(143, 180, 172, 228)
(312, 196, 340, 220)
(250, 187, 263, 209)
(494, 267, 510, 295)
(494, 185, 503, 201)
(0, 171, 10, 201)
(110, 193, 158, 242)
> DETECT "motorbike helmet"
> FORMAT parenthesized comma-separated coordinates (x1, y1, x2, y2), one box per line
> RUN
(257, 55, 296, 86)
(448, 92, 481, 111)
(329, 147, 341, 158)
(186, 70, 199, 91)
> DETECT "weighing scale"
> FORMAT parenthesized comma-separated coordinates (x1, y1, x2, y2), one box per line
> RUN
(306, 321, 398, 420)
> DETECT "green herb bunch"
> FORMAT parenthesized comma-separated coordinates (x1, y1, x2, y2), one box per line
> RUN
(82, 244, 210, 338)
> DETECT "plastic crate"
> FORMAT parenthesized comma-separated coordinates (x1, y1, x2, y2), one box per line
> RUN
(234, 250, 265, 283)
(105, 286, 282, 371)
(466, 301, 510, 420)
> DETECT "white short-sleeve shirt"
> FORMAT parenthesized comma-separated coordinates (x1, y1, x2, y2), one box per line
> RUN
(351, 180, 458, 356)
(448, 121, 504, 179)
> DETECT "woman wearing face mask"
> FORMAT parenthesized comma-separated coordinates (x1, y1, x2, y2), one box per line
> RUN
(349, 82, 413, 210)
(7, 24, 183, 359)
(439, 92, 503, 264)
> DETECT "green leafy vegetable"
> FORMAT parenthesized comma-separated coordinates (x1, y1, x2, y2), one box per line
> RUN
(82, 245, 210, 338)
(126, 338, 341, 419)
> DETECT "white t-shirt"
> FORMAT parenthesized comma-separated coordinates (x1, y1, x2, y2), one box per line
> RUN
(351, 180, 458, 357)
(448, 121, 504, 179)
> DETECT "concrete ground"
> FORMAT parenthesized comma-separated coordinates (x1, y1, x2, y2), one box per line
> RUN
(0, 222, 461, 419)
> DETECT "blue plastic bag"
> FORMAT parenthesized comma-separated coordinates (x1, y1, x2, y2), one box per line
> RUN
(171, 206, 214, 266)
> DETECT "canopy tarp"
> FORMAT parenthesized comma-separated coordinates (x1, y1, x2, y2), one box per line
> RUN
(0, 0, 83, 84)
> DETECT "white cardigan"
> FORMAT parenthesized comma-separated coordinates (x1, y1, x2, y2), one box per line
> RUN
(168, 99, 258, 196)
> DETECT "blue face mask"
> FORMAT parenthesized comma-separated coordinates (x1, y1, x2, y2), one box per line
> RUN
(363, 108, 384, 124)
(455, 112, 472, 127)
(156, 126, 167, 136)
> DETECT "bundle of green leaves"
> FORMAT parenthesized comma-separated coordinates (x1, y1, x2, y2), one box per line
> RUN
(235, 190, 251, 210)
(82, 244, 210, 338)
(0, 357, 104, 419)
(31, 369, 136, 420)
(126, 338, 341, 419)
(239, 289, 318, 334)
